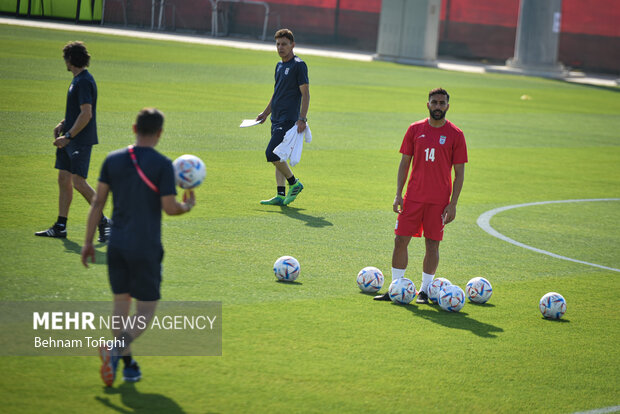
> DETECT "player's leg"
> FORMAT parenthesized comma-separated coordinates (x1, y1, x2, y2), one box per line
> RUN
(115, 248, 163, 382)
(261, 124, 288, 205)
(70, 146, 111, 242)
(35, 159, 71, 237)
(374, 235, 413, 301)
(72, 174, 95, 203)
(261, 121, 303, 205)
(423, 238, 440, 275)
(99, 247, 131, 387)
(416, 204, 444, 304)
(277, 161, 303, 205)
(118, 299, 158, 383)
(375, 201, 423, 301)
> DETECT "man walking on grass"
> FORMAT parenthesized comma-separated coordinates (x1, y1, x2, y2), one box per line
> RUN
(36, 41, 111, 241)
(256, 28, 310, 206)
(81, 108, 196, 386)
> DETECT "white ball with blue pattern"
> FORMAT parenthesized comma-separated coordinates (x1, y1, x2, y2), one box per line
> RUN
(466, 277, 493, 303)
(273, 256, 300, 282)
(428, 277, 452, 303)
(438, 284, 466, 312)
(356, 266, 384, 293)
(173, 154, 206, 189)
(539, 292, 566, 319)
(388, 278, 416, 304)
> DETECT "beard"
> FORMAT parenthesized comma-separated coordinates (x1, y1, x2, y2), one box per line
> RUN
(429, 108, 446, 120)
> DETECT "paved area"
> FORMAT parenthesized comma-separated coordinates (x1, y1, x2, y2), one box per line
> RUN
(1, 16, 618, 87)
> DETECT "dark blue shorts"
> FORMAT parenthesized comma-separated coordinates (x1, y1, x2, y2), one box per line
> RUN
(265, 120, 296, 162)
(55, 144, 93, 178)
(107, 245, 164, 301)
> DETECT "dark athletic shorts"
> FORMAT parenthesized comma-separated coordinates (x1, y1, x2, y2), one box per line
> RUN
(265, 120, 296, 162)
(55, 144, 93, 178)
(107, 245, 164, 301)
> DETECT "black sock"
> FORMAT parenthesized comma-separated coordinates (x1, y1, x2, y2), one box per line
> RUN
(117, 331, 133, 354)
(56, 216, 67, 228)
(286, 176, 297, 186)
(277, 186, 286, 196)
(99, 214, 107, 225)
(123, 355, 133, 366)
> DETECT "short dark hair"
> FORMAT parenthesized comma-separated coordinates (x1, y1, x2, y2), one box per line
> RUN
(63, 41, 91, 68)
(274, 28, 295, 43)
(428, 87, 449, 102)
(136, 108, 164, 135)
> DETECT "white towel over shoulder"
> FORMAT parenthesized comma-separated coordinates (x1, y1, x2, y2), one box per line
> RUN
(273, 124, 312, 167)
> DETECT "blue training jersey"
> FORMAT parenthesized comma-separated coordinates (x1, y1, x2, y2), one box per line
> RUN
(64, 69, 97, 146)
(270, 55, 309, 123)
(99, 147, 177, 251)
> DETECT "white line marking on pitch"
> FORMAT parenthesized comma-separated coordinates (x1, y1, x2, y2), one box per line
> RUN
(477, 199, 620, 272)
(573, 406, 620, 414)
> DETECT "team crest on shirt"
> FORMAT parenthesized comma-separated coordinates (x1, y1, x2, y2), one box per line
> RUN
(285, 68, 290, 75)
(439, 135, 446, 144)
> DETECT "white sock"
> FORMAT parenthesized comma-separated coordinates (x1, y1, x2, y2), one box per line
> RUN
(420, 272, 434, 294)
(391, 267, 406, 282)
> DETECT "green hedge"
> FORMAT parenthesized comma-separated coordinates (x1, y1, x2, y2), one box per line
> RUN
(0, 0, 103, 21)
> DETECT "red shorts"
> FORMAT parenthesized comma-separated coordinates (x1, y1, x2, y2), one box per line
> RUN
(394, 200, 445, 241)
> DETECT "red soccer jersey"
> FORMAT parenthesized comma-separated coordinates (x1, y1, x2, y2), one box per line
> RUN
(399, 119, 468, 205)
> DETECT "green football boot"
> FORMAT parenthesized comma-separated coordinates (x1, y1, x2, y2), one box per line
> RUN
(260, 195, 285, 205)
(283, 180, 304, 205)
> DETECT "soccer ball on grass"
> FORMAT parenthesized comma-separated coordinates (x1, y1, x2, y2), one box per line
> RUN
(539, 292, 566, 319)
(273, 256, 300, 282)
(356, 267, 384, 293)
(438, 285, 465, 312)
(466, 277, 493, 304)
(388, 278, 416, 304)
(428, 277, 451, 303)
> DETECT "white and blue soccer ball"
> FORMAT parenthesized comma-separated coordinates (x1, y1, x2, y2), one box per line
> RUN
(273, 256, 300, 282)
(357, 267, 384, 293)
(173, 154, 206, 189)
(438, 285, 466, 312)
(428, 277, 451, 303)
(466, 277, 493, 304)
(539, 292, 566, 319)
(388, 278, 416, 304)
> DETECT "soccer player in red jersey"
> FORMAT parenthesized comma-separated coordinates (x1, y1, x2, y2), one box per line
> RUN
(374, 88, 468, 303)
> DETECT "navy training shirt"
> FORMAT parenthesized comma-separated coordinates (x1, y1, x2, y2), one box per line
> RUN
(65, 69, 98, 146)
(99, 147, 177, 251)
(270, 55, 309, 123)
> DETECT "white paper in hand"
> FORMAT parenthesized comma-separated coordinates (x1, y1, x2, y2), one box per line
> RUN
(240, 119, 261, 128)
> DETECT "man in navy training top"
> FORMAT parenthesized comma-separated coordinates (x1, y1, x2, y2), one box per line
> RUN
(81, 108, 196, 387)
(36, 41, 111, 241)
(256, 28, 310, 206)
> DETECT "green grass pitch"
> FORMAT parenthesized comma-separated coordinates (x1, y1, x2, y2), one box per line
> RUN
(0, 23, 619, 413)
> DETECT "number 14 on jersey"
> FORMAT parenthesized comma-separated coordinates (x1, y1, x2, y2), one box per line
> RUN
(424, 147, 435, 162)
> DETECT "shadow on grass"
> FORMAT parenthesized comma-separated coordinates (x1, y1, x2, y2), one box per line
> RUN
(275, 280, 303, 286)
(95, 382, 195, 413)
(257, 206, 333, 228)
(62, 238, 107, 264)
(541, 317, 570, 323)
(467, 302, 496, 308)
(398, 303, 504, 338)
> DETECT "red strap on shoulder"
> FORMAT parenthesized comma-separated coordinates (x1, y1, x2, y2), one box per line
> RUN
(128, 145, 160, 194)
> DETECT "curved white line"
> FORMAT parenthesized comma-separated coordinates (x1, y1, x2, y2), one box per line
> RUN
(477, 199, 620, 273)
